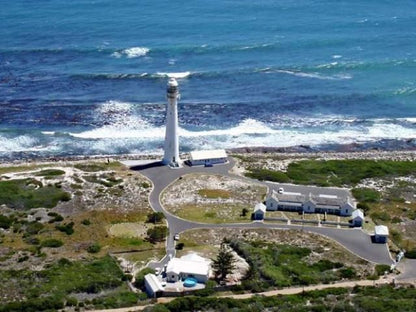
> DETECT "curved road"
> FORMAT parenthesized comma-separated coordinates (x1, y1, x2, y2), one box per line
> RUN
(129, 158, 392, 266)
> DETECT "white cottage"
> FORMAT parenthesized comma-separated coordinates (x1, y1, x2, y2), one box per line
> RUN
(351, 209, 364, 227)
(374, 225, 389, 243)
(265, 190, 355, 216)
(253, 203, 266, 220)
(166, 253, 210, 283)
(189, 149, 227, 166)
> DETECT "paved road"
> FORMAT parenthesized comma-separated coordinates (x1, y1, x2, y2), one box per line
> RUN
(127, 158, 393, 266)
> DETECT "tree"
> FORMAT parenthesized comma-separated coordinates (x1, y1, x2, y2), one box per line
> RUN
(146, 226, 168, 243)
(147, 212, 165, 224)
(241, 208, 249, 217)
(211, 242, 235, 282)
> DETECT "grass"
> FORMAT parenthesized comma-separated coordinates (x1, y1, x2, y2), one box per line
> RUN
(170, 203, 252, 223)
(74, 161, 123, 172)
(246, 159, 416, 187)
(198, 189, 231, 199)
(119, 249, 165, 268)
(34, 169, 65, 178)
(0, 178, 71, 210)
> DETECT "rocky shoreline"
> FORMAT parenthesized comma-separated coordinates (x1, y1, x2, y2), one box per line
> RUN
(0, 141, 415, 166)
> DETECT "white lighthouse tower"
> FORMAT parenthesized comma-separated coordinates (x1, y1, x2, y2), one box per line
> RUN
(162, 78, 182, 167)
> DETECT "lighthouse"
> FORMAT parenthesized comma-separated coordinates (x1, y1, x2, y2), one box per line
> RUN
(162, 78, 182, 167)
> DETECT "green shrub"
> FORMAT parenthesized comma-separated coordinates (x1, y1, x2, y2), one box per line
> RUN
(147, 212, 165, 223)
(0, 178, 71, 209)
(147, 226, 168, 243)
(339, 267, 356, 279)
(375, 264, 391, 276)
(81, 219, 91, 225)
(370, 211, 391, 222)
(405, 249, 416, 259)
(352, 188, 381, 203)
(87, 242, 101, 253)
(245, 168, 290, 182)
(0, 215, 13, 229)
(134, 267, 155, 289)
(25, 221, 44, 235)
(41, 239, 63, 248)
(56, 222, 74, 235)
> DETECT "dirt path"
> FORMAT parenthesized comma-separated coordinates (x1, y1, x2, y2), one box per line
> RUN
(90, 276, 396, 312)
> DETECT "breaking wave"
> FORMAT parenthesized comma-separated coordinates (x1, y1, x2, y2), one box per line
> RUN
(111, 46, 149, 58)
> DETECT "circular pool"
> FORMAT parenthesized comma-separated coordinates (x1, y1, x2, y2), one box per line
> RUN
(183, 277, 197, 287)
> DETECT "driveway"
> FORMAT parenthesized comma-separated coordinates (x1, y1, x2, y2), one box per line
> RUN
(126, 158, 393, 266)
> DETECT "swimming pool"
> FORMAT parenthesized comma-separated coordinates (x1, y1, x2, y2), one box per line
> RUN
(183, 277, 198, 287)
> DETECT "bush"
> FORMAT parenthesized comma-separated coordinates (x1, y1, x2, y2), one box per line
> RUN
(48, 212, 64, 223)
(87, 242, 101, 253)
(375, 264, 391, 276)
(55, 222, 75, 235)
(245, 168, 290, 183)
(339, 267, 356, 279)
(405, 249, 416, 259)
(352, 188, 381, 203)
(81, 219, 91, 225)
(41, 239, 64, 248)
(370, 211, 391, 222)
(147, 226, 168, 243)
(175, 242, 184, 250)
(25, 221, 44, 235)
(147, 212, 165, 223)
(0, 214, 14, 229)
(134, 267, 155, 289)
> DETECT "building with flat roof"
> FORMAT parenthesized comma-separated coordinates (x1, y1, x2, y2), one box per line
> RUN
(144, 273, 164, 298)
(253, 203, 266, 220)
(166, 253, 210, 283)
(351, 209, 365, 227)
(189, 149, 227, 166)
(266, 190, 355, 216)
(374, 225, 389, 243)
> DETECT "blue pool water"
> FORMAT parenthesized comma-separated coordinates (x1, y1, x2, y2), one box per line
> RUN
(1, 0, 416, 159)
(183, 277, 198, 288)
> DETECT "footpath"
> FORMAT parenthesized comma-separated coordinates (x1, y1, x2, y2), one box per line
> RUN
(91, 276, 396, 312)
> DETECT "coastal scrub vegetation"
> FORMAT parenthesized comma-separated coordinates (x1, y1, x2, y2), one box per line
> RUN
(227, 239, 357, 292)
(145, 285, 416, 312)
(246, 159, 416, 187)
(0, 256, 143, 311)
(0, 178, 71, 209)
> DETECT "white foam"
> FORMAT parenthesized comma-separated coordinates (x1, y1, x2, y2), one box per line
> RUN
(0, 135, 45, 152)
(332, 55, 343, 59)
(112, 47, 149, 58)
(155, 72, 191, 79)
(276, 69, 351, 80)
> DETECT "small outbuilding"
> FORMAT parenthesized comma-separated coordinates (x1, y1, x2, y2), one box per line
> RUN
(253, 203, 266, 220)
(144, 273, 164, 298)
(189, 149, 227, 166)
(351, 209, 364, 227)
(374, 225, 389, 243)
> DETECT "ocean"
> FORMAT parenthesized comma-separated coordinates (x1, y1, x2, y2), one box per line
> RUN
(1, 0, 416, 159)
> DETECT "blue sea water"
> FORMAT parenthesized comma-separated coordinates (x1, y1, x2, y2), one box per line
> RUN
(1, 0, 416, 159)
